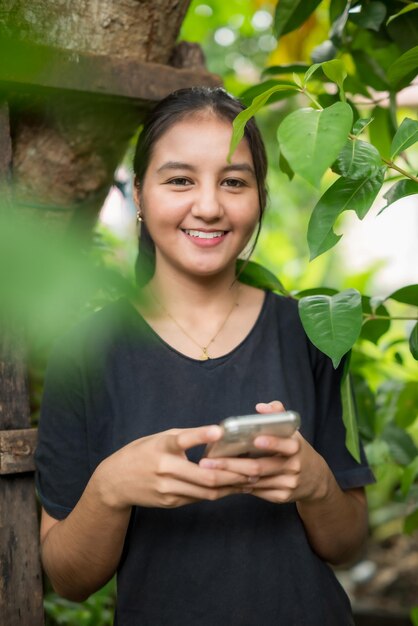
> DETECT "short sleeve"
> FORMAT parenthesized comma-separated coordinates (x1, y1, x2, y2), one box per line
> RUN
(35, 335, 91, 520)
(312, 350, 375, 491)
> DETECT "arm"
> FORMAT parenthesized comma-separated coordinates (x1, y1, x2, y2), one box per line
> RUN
(40, 425, 249, 601)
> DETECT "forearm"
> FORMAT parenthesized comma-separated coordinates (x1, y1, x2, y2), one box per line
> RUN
(41, 466, 132, 602)
(296, 467, 368, 565)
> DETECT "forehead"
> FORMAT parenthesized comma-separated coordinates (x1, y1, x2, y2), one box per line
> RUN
(149, 112, 253, 167)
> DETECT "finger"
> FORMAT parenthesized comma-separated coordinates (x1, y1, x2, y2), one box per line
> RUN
(168, 425, 223, 453)
(251, 488, 294, 504)
(162, 455, 251, 488)
(255, 400, 285, 414)
(199, 455, 289, 478)
(162, 478, 242, 504)
(253, 433, 300, 457)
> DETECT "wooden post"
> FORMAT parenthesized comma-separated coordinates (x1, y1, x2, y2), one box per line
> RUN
(0, 101, 45, 625)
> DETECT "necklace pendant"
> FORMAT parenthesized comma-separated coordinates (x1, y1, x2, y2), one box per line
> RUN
(200, 347, 210, 361)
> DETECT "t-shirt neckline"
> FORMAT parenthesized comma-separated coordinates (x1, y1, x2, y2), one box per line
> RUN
(122, 289, 271, 366)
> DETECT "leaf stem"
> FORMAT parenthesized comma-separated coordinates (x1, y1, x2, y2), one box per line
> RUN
(301, 88, 323, 110)
(363, 314, 418, 321)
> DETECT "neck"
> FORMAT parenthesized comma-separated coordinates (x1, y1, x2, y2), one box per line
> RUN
(147, 261, 238, 313)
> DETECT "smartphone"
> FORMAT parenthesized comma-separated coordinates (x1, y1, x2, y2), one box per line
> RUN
(203, 411, 300, 459)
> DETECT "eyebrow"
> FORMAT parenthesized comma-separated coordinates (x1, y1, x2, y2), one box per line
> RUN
(156, 161, 255, 175)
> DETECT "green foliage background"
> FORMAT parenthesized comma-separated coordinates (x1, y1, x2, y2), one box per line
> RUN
(3, 1, 416, 623)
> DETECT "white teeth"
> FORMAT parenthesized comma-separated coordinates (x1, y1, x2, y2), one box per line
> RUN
(184, 229, 225, 239)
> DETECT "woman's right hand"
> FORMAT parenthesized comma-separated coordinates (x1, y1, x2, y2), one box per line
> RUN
(95, 425, 250, 510)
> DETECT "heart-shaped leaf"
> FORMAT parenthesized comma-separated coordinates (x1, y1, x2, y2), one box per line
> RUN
(298, 289, 363, 367)
(332, 139, 382, 179)
(307, 168, 386, 260)
(390, 117, 418, 160)
(236, 260, 288, 295)
(410, 323, 418, 360)
(277, 102, 353, 187)
(228, 84, 298, 161)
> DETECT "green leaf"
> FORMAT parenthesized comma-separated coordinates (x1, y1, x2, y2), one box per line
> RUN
(387, 284, 418, 306)
(307, 168, 385, 259)
(404, 508, 418, 534)
(369, 106, 394, 159)
(387, 45, 418, 86)
(332, 139, 382, 179)
(360, 296, 390, 344)
(277, 102, 353, 188)
(262, 63, 310, 78)
(278, 150, 294, 181)
(352, 374, 376, 441)
(236, 260, 288, 295)
(411, 606, 418, 626)
(380, 179, 418, 214)
(239, 80, 297, 107)
(352, 50, 389, 91)
(274, 0, 323, 39)
(228, 84, 298, 161)
(341, 370, 361, 462)
(298, 289, 363, 368)
(395, 381, 418, 428)
(381, 423, 418, 465)
(303, 62, 322, 85)
(349, 1, 387, 31)
(295, 287, 338, 298)
(352, 118, 373, 136)
(410, 323, 418, 360)
(322, 59, 347, 101)
(390, 117, 418, 160)
(387, 3, 418, 26)
(401, 457, 418, 498)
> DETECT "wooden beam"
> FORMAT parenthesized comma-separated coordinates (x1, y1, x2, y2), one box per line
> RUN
(0, 37, 222, 105)
(0, 428, 37, 475)
(0, 104, 45, 625)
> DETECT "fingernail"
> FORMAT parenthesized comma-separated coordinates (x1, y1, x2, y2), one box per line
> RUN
(248, 475, 260, 484)
(200, 459, 218, 469)
(255, 436, 270, 448)
(241, 486, 253, 494)
(206, 425, 221, 438)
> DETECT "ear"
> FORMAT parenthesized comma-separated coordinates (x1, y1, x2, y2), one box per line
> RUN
(133, 176, 141, 208)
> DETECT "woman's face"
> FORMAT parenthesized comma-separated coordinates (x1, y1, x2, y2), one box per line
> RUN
(135, 113, 260, 281)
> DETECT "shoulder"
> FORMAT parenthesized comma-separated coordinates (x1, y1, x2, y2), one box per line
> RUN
(47, 298, 133, 367)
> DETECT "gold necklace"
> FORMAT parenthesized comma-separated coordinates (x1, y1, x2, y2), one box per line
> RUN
(148, 285, 240, 360)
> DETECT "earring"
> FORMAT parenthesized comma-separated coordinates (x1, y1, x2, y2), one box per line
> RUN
(136, 210, 144, 223)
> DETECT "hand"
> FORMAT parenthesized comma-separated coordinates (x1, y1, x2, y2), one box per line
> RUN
(199, 401, 330, 504)
(96, 425, 253, 510)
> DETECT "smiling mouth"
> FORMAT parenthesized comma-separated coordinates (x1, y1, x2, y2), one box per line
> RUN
(182, 229, 227, 239)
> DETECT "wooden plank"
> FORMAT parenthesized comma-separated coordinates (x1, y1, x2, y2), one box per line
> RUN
(0, 428, 38, 475)
(0, 37, 222, 104)
(0, 106, 45, 624)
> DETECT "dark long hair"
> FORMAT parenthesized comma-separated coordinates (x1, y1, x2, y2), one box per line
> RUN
(133, 86, 268, 286)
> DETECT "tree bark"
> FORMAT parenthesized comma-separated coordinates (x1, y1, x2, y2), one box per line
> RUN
(2, 0, 194, 225)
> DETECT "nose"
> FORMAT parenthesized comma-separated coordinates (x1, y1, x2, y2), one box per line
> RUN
(191, 184, 224, 221)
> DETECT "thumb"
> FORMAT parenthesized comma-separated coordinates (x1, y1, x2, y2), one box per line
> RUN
(255, 400, 285, 414)
(172, 425, 223, 452)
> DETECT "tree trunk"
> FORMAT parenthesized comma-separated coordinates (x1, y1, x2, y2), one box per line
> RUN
(2, 0, 193, 226)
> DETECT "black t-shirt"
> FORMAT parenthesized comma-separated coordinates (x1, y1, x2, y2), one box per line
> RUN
(35, 291, 375, 626)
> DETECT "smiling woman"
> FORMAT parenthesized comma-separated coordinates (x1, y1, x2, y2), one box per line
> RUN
(35, 87, 375, 626)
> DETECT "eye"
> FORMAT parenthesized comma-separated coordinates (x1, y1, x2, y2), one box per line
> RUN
(223, 178, 246, 188)
(166, 177, 192, 186)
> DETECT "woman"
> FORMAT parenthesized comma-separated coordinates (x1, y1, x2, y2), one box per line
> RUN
(36, 87, 375, 625)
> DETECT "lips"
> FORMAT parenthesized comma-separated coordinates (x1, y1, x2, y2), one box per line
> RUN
(181, 228, 229, 247)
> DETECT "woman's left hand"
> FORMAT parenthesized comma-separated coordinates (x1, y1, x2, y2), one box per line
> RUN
(199, 400, 331, 504)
